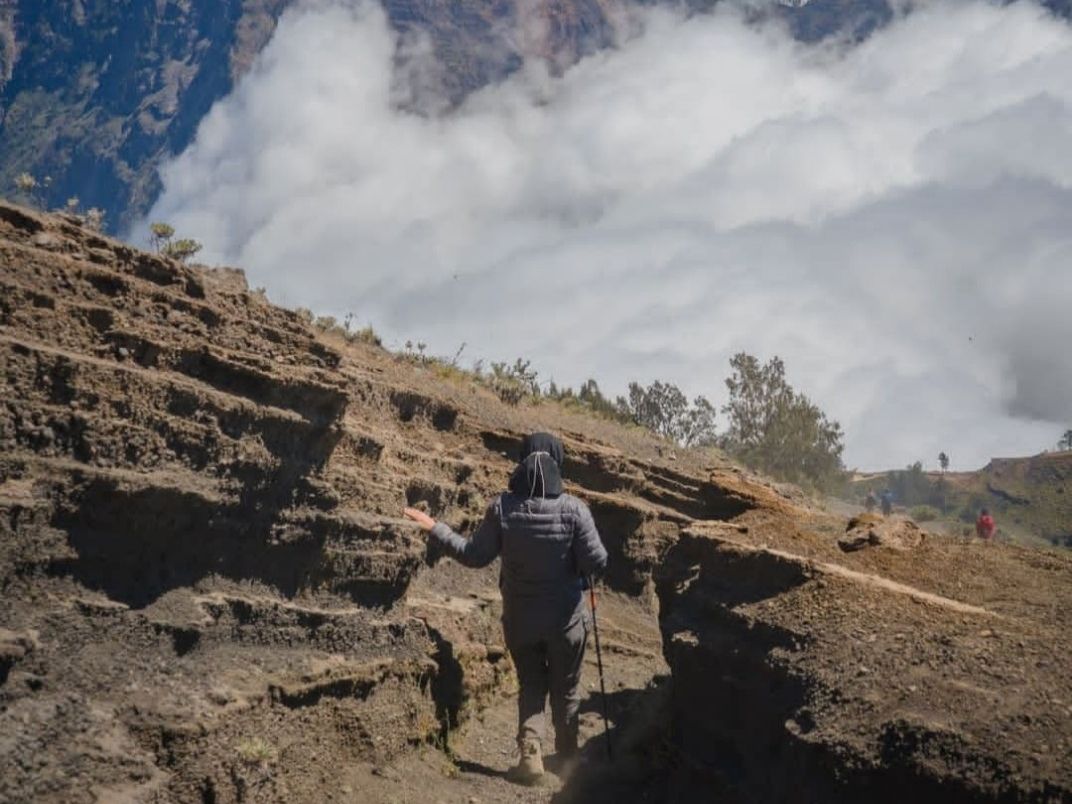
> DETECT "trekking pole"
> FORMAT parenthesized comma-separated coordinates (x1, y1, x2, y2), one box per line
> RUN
(587, 577, 613, 761)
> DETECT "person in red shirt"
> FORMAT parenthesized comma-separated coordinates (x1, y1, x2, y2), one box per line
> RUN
(976, 508, 996, 540)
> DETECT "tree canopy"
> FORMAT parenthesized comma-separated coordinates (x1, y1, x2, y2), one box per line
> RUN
(720, 353, 844, 490)
(619, 380, 718, 448)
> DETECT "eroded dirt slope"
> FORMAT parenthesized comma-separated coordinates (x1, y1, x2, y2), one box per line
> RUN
(1, 200, 1069, 804)
(647, 503, 1072, 801)
(0, 200, 753, 802)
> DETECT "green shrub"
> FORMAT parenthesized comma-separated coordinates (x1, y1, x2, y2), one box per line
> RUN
(149, 222, 175, 252)
(149, 222, 200, 261)
(909, 505, 940, 522)
(83, 208, 105, 232)
(235, 736, 277, 764)
(13, 172, 44, 207)
(351, 325, 381, 346)
(485, 358, 540, 405)
(306, 312, 383, 348)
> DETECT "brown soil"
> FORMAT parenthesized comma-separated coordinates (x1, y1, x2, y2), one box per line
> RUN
(1, 200, 1069, 803)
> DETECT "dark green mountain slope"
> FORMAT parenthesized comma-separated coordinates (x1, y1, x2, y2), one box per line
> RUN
(0, 0, 292, 232)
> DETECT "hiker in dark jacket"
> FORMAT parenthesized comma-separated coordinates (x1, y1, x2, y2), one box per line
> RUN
(403, 432, 608, 785)
(865, 489, 877, 513)
(880, 488, 894, 517)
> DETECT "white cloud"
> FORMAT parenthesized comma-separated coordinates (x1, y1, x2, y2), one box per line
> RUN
(143, 0, 1072, 470)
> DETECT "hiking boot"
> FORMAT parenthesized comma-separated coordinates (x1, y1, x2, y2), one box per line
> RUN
(506, 738, 548, 787)
(554, 733, 578, 760)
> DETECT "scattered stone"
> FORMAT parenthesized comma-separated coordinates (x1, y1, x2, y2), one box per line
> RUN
(206, 688, 234, 706)
(0, 629, 39, 671)
(86, 248, 113, 265)
(30, 233, 62, 250)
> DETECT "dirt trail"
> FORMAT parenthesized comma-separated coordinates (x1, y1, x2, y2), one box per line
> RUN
(339, 590, 665, 804)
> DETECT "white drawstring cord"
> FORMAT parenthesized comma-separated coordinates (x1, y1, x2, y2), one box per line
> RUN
(527, 451, 550, 498)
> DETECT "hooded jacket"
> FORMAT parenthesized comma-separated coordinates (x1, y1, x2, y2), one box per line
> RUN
(508, 431, 564, 498)
(429, 432, 608, 647)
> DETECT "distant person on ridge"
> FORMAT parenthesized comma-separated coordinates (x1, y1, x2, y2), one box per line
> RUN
(403, 432, 608, 786)
(880, 489, 894, 517)
(976, 508, 996, 541)
(865, 489, 877, 513)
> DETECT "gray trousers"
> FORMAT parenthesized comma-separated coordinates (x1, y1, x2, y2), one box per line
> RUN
(508, 615, 588, 756)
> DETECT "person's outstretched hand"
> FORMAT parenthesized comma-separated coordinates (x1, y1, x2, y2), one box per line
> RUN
(403, 507, 436, 532)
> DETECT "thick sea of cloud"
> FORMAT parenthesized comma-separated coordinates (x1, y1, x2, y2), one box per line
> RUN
(144, 0, 1072, 470)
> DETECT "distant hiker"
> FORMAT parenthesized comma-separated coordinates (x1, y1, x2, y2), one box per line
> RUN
(976, 508, 996, 541)
(864, 490, 877, 513)
(880, 489, 893, 517)
(403, 432, 608, 786)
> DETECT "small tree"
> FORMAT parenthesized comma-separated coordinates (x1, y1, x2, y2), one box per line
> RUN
(622, 380, 687, 440)
(1060, 430, 1072, 452)
(403, 339, 429, 364)
(683, 395, 719, 448)
(84, 207, 105, 232)
(721, 352, 844, 490)
(14, 172, 37, 194)
(148, 222, 201, 262)
(618, 380, 718, 447)
(487, 359, 540, 405)
(162, 238, 202, 264)
(939, 452, 949, 472)
(149, 222, 175, 252)
(546, 379, 632, 424)
(13, 172, 41, 207)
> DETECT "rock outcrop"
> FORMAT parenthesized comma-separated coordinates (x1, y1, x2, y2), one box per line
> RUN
(838, 513, 925, 552)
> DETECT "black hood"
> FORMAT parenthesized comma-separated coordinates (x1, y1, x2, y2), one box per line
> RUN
(509, 432, 564, 498)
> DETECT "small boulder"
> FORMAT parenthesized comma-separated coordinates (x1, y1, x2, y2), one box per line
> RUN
(30, 232, 62, 251)
(838, 514, 925, 552)
(0, 629, 40, 675)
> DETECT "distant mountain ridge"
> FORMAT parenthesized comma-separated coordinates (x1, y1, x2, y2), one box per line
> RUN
(1, 0, 1068, 232)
